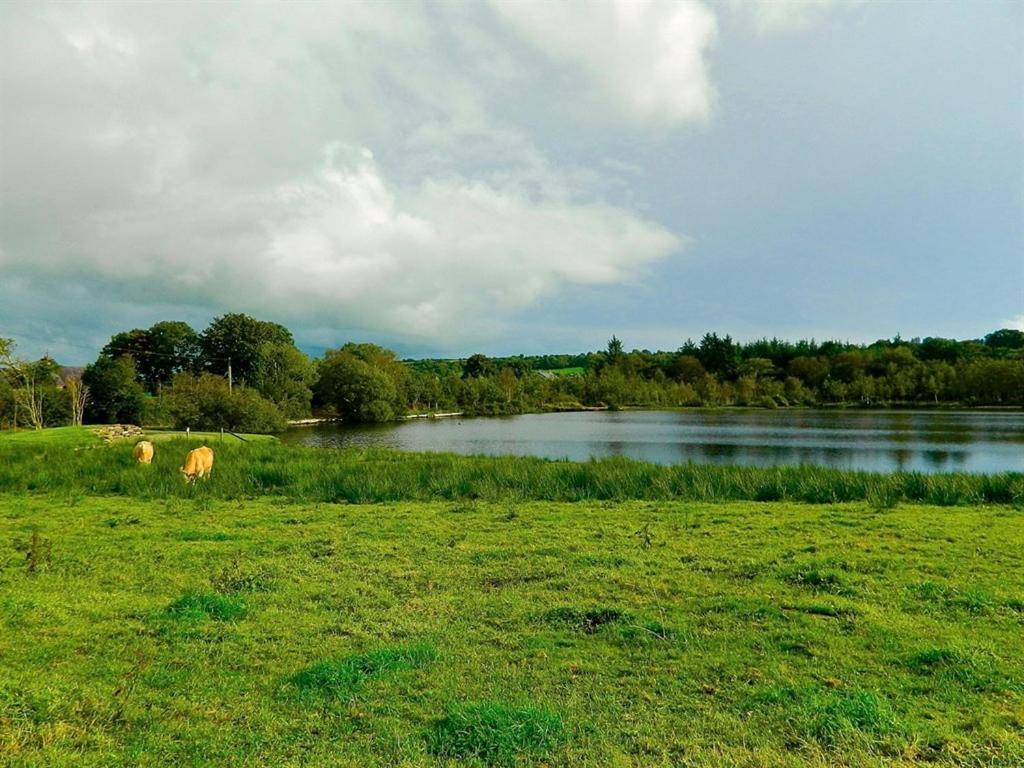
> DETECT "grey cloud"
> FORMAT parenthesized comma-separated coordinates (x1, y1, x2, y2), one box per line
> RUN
(1, 1, 697, 357)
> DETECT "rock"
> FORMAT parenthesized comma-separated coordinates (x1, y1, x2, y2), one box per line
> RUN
(96, 424, 144, 443)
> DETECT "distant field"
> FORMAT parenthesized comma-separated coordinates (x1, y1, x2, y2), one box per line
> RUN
(538, 366, 585, 376)
(1, 494, 1021, 766)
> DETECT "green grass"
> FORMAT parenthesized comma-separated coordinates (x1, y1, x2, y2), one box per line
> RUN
(165, 590, 248, 621)
(0, 437, 1021, 764)
(142, 429, 278, 444)
(290, 644, 439, 700)
(0, 426, 101, 447)
(0, 426, 277, 447)
(0, 437, 1020, 506)
(1, 492, 1021, 766)
(426, 702, 564, 765)
(540, 606, 627, 634)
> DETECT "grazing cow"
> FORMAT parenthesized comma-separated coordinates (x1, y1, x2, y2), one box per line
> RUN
(180, 446, 214, 483)
(133, 440, 154, 464)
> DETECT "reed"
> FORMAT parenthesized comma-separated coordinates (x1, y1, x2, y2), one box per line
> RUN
(0, 438, 1020, 506)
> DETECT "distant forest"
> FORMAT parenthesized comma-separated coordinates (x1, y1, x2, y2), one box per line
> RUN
(2, 317, 1022, 432)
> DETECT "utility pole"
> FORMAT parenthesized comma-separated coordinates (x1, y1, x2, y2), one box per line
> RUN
(227, 357, 233, 393)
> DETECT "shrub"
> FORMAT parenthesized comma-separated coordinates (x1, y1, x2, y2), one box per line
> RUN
(163, 373, 285, 433)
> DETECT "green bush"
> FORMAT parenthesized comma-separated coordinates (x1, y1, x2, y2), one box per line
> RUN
(314, 346, 405, 423)
(163, 373, 285, 433)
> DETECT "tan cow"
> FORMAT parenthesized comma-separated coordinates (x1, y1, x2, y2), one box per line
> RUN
(133, 440, 154, 464)
(180, 446, 214, 483)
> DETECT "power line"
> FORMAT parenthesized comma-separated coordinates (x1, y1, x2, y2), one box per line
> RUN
(103, 345, 230, 362)
(3, 336, 229, 362)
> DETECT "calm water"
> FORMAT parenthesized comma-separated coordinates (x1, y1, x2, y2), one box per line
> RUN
(279, 410, 1024, 474)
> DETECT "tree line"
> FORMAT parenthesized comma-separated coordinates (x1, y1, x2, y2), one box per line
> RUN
(2, 318, 1022, 433)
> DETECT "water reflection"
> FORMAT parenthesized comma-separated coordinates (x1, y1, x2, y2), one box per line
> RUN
(279, 409, 1024, 474)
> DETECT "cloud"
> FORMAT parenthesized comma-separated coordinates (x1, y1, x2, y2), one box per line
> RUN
(729, 0, 843, 34)
(0, 1, 685, 357)
(490, 0, 718, 125)
(1005, 314, 1024, 332)
(249, 148, 682, 339)
(2, 143, 680, 347)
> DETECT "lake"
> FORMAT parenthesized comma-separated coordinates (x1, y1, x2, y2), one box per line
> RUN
(278, 409, 1024, 474)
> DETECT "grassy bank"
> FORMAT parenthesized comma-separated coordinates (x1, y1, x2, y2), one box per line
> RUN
(0, 435, 1021, 506)
(0, 426, 277, 447)
(1, 495, 1021, 766)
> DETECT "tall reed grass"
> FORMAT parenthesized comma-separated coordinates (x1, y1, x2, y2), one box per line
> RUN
(0, 439, 1020, 506)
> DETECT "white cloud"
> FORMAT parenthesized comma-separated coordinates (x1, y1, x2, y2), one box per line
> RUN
(1005, 314, 1024, 332)
(0, 1, 686, 354)
(2, 148, 680, 346)
(729, 0, 842, 34)
(260, 150, 680, 338)
(491, 0, 718, 125)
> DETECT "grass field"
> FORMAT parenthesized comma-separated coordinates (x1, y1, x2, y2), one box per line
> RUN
(537, 367, 585, 376)
(1, 436, 1021, 506)
(1, 432, 1022, 766)
(0, 427, 277, 448)
(2, 495, 1022, 766)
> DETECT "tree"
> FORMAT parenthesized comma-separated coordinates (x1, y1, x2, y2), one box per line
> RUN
(163, 373, 286, 432)
(788, 356, 830, 388)
(102, 321, 201, 393)
(253, 342, 316, 419)
(918, 337, 962, 364)
(314, 347, 404, 423)
(606, 336, 624, 365)
(200, 313, 293, 385)
(82, 356, 146, 424)
(698, 333, 739, 379)
(984, 328, 1024, 351)
(462, 353, 494, 379)
(0, 374, 14, 428)
(0, 340, 55, 429)
(739, 357, 777, 381)
(670, 354, 705, 384)
(65, 376, 89, 427)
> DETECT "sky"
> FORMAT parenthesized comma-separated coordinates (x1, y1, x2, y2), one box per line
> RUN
(1, 0, 1022, 364)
